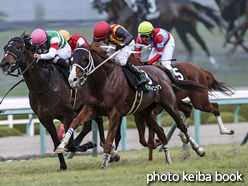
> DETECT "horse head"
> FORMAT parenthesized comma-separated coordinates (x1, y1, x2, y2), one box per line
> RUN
(69, 43, 110, 88)
(0, 31, 30, 75)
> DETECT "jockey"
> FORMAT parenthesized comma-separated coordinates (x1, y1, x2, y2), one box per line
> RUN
(93, 21, 149, 86)
(135, 21, 176, 76)
(59, 30, 90, 52)
(31, 28, 71, 69)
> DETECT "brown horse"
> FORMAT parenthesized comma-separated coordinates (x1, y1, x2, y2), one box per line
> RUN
(55, 43, 207, 169)
(128, 54, 235, 160)
(0, 32, 105, 170)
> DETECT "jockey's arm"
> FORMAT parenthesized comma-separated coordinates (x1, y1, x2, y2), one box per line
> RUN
(135, 35, 143, 58)
(40, 37, 59, 60)
(148, 34, 164, 65)
(115, 27, 133, 45)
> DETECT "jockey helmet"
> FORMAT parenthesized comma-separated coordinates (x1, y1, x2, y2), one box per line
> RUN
(138, 21, 154, 35)
(31, 29, 47, 46)
(93, 21, 111, 40)
(59, 30, 71, 41)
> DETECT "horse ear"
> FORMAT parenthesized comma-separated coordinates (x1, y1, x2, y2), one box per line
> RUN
(9, 35, 13, 40)
(20, 30, 26, 39)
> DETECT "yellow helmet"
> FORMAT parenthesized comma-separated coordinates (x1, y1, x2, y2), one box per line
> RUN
(59, 30, 71, 41)
(138, 21, 154, 35)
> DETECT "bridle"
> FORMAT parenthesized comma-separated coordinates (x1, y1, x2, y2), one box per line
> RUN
(71, 47, 115, 86)
(4, 37, 27, 76)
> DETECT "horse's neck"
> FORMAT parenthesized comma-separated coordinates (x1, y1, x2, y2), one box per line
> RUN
(22, 52, 52, 93)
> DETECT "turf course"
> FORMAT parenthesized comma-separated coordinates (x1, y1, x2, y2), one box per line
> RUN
(0, 143, 247, 186)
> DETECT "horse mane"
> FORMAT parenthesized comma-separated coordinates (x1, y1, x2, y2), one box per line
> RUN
(85, 43, 109, 60)
(23, 34, 36, 51)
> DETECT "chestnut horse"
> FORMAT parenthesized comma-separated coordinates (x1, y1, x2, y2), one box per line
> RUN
(55, 43, 207, 169)
(128, 54, 235, 160)
(0, 32, 105, 170)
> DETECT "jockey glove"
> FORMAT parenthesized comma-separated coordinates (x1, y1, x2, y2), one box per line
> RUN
(115, 44, 126, 51)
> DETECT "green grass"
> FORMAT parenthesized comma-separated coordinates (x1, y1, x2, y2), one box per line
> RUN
(0, 143, 247, 186)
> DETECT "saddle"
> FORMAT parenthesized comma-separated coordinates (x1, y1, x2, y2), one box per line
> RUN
(122, 67, 162, 91)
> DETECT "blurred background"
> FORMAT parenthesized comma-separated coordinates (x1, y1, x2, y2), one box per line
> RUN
(0, 0, 247, 95)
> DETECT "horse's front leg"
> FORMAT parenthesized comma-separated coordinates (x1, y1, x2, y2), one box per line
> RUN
(101, 112, 122, 170)
(55, 106, 94, 153)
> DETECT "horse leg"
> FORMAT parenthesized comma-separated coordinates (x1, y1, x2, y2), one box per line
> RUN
(40, 118, 68, 170)
(109, 117, 122, 163)
(177, 101, 193, 144)
(55, 106, 95, 153)
(187, 23, 217, 67)
(175, 24, 193, 62)
(134, 114, 149, 147)
(138, 109, 172, 164)
(95, 116, 105, 147)
(190, 94, 234, 135)
(159, 97, 205, 157)
(212, 103, 234, 135)
(102, 111, 122, 169)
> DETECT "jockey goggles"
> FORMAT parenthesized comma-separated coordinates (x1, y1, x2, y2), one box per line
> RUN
(140, 34, 151, 38)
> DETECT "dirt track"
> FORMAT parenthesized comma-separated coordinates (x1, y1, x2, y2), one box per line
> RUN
(0, 122, 247, 161)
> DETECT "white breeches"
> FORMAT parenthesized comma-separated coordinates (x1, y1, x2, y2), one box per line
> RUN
(56, 42, 71, 60)
(148, 34, 175, 70)
(107, 40, 135, 66)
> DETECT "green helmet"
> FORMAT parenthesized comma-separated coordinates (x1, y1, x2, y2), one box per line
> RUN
(138, 21, 154, 35)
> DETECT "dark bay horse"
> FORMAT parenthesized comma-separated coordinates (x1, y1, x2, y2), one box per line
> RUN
(128, 54, 235, 160)
(55, 43, 207, 169)
(0, 32, 105, 170)
(215, 0, 248, 52)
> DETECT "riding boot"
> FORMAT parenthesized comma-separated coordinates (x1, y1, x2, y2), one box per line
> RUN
(56, 58, 70, 69)
(124, 61, 149, 86)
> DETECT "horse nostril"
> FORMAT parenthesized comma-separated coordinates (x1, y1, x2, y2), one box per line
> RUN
(73, 78, 78, 82)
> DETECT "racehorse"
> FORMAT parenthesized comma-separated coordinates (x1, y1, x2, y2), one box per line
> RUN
(127, 54, 235, 160)
(0, 32, 105, 170)
(215, 0, 248, 52)
(55, 43, 207, 169)
(92, 0, 223, 65)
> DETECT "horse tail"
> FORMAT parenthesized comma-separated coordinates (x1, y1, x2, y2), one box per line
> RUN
(157, 65, 206, 92)
(203, 69, 235, 96)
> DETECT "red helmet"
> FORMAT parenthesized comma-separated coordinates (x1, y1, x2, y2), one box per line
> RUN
(93, 21, 111, 40)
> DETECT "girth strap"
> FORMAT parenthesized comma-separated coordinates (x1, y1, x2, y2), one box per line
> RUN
(126, 90, 143, 116)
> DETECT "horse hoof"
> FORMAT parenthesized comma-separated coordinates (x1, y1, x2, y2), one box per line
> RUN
(101, 161, 108, 170)
(55, 148, 65, 154)
(220, 128, 234, 135)
(229, 129, 234, 135)
(112, 153, 120, 162)
(166, 160, 172, 164)
(197, 147, 205, 157)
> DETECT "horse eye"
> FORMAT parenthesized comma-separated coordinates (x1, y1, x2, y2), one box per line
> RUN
(16, 46, 21, 50)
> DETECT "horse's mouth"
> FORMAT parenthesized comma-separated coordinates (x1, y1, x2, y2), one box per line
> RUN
(1, 66, 16, 75)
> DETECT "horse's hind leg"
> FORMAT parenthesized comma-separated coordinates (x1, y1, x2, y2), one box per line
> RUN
(190, 94, 234, 135)
(159, 97, 205, 157)
(134, 114, 149, 147)
(177, 101, 193, 144)
(137, 110, 172, 164)
(212, 103, 234, 135)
